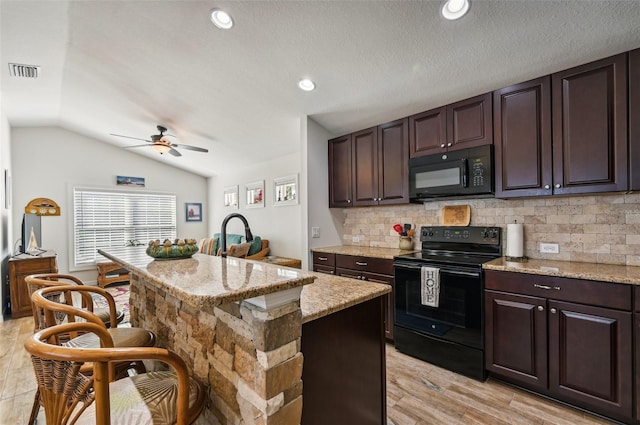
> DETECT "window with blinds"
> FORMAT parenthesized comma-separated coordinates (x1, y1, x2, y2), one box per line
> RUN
(72, 187, 177, 268)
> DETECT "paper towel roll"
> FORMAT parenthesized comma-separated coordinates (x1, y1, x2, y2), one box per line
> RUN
(506, 223, 524, 258)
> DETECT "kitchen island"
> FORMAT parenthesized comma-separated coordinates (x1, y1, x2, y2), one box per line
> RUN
(98, 248, 390, 425)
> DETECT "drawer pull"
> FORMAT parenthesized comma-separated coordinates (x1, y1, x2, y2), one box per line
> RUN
(355, 261, 368, 266)
(534, 284, 561, 291)
(318, 257, 328, 261)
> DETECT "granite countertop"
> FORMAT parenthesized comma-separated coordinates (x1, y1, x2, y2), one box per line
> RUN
(300, 273, 391, 323)
(484, 257, 640, 286)
(311, 245, 416, 260)
(98, 247, 317, 308)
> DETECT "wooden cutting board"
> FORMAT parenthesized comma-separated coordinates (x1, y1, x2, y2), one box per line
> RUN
(442, 205, 471, 226)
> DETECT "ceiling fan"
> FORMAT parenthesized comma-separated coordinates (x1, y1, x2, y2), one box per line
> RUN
(110, 125, 208, 157)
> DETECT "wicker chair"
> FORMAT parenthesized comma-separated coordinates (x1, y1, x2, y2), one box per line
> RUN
(27, 285, 156, 425)
(25, 321, 206, 425)
(25, 273, 125, 330)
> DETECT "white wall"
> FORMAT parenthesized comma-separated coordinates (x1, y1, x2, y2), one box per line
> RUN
(305, 117, 342, 259)
(11, 126, 208, 283)
(208, 152, 303, 260)
(1, 111, 12, 315)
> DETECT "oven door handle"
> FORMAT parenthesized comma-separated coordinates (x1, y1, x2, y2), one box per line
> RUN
(394, 263, 480, 278)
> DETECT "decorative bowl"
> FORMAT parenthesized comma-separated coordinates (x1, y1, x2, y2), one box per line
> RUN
(146, 239, 199, 259)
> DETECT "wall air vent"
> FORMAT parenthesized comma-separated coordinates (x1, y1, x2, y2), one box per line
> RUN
(8, 63, 40, 78)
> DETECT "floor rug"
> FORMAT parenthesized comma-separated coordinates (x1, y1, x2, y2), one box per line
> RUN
(92, 284, 130, 324)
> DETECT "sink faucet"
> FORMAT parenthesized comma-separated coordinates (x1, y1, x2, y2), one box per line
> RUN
(220, 213, 254, 258)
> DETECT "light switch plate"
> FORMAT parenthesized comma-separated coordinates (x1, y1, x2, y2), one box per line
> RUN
(311, 227, 320, 238)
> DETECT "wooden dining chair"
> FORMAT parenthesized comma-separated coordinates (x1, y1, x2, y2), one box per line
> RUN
(25, 273, 125, 331)
(27, 285, 157, 425)
(25, 321, 206, 425)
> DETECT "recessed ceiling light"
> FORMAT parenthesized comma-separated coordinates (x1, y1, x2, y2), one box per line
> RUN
(441, 0, 470, 20)
(298, 79, 316, 91)
(210, 8, 234, 29)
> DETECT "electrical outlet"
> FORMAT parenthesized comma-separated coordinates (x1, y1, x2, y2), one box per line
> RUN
(311, 227, 320, 238)
(540, 243, 559, 254)
(352, 236, 359, 242)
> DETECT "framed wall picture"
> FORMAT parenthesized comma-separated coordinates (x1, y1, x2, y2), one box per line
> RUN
(116, 175, 145, 187)
(245, 180, 264, 208)
(223, 185, 239, 209)
(185, 202, 202, 221)
(273, 174, 298, 206)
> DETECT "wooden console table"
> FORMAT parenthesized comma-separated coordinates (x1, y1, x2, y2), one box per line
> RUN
(96, 261, 131, 288)
(9, 251, 58, 318)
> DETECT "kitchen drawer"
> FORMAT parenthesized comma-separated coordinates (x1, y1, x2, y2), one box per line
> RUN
(485, 270, 631, 311)
(313, 265, 335, 275)
(635, 286, 640, 312)
(336, 254, 393, 276)
(312, 252, 335, 267)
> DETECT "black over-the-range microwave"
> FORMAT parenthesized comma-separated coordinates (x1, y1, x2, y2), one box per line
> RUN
(409, 144, 494, 202)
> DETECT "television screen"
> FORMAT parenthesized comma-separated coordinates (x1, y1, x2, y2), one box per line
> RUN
(21, 213, 42, 254)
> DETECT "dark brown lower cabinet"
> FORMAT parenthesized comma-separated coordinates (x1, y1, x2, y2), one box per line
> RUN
(635, 286, 640, 422)
(485, 270, 633, 423)
(311, 251, 395, 341)
(301, 296, 386, 425)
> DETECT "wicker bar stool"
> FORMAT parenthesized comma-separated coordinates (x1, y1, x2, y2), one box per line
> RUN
(25, 321, 205, 425)
(27, 286, 156, 425)
(25, 273, 126, 330)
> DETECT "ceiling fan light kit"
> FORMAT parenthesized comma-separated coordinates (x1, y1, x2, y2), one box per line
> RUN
(112, 125, 208, 157)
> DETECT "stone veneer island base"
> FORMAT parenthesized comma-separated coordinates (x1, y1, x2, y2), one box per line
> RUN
(99, 248, 390, 425)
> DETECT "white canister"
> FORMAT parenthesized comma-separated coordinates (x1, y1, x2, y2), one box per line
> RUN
(506, 223, 524, 258)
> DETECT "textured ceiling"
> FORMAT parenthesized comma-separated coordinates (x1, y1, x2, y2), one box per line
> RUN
(2, 1, 640, 177)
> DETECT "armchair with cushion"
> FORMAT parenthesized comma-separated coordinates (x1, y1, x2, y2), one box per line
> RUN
(25, 321, 205, 425)
(198, 234, 269, 259)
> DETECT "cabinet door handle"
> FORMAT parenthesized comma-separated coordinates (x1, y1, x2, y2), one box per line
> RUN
(355, 261, 368, 266)
(347, 199, 351, 203)
(544, 184, 550, 189)
(554, 183, 561, 189)
(550, 308, 557, 314)
(537, 305, 544, 311)
(440, 144, 445, 148)
(318, 257, 328, 261)
(534, 284, 561, 291)
(447, 142, 452, 147)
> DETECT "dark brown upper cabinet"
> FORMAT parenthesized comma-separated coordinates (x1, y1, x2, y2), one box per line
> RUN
(494, 77, 552, 198)
(495, 53, 628, 198)
(409, 92, 493, 158)
(375, 118, 409, 205)
(352, 126, 379, 206)
(551, 53, 628, 195)
(630, 48, 640, 191)
(329, 119, 409, 208)
(328, 134, 353, 207)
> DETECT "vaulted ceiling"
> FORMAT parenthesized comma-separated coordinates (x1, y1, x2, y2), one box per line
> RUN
(2, 1, 640, 177)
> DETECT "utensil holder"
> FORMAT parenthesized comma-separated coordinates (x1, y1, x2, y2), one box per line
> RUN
(399, 236, 413, 250)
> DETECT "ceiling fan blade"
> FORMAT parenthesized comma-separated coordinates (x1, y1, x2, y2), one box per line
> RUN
(168, 148, 182, 157)
(173, 144, 208, 153)
(124, 144, 153, 149)
(110, 133, 152, 143)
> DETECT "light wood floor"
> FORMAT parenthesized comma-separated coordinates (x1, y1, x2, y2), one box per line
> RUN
(1, 313, 618, 425)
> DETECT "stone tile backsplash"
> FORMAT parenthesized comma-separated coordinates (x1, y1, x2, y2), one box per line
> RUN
(341, 193, 640, 266)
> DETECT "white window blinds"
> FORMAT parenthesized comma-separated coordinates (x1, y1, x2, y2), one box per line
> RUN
(72, 187, 176, 268)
